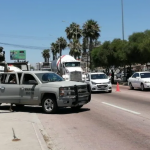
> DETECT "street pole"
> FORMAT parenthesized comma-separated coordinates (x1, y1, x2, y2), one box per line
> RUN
(121, 0, 126, 81)
(121, 0, 124, 42)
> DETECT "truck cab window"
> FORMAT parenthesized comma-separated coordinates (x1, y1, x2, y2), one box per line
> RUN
(8, 74, 17, 84)
(23, 74, 37, 84)
(0, 74, 7, 84)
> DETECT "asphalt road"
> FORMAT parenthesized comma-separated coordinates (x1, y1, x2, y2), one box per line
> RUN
(38, 85, 150, 150)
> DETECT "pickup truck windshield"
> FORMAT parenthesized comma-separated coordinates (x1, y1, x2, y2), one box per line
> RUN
(36, 73, 64, 83)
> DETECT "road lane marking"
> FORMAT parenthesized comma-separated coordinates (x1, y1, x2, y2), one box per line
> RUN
(102, 102, 141, 115)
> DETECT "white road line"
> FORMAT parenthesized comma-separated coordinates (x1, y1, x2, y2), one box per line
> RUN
(102, 102, 141, 115)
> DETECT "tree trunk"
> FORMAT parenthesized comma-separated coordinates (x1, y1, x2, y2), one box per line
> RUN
(44, 58, 46, 62)
(60, 49, 62, 76)
(89, 37, 93, 71)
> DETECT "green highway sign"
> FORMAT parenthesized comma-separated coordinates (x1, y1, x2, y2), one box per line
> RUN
(10, 50, 26, 60)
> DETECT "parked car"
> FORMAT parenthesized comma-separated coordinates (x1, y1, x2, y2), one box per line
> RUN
(128, 72, 150, 91)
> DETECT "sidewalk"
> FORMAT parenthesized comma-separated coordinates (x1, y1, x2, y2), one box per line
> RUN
(0, 104, 49, 150)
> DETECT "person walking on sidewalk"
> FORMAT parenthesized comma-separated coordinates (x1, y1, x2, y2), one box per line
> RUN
(111, 70, 114, 84)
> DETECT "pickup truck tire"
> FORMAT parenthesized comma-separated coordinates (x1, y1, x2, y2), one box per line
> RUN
(42, 96, 57, 114)
(71, 105, 83, 111)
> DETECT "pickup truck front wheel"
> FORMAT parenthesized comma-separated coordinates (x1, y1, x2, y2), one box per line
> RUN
(42, 96, 57, 114)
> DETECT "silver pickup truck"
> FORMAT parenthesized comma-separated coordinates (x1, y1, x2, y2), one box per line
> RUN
(0, 71, 91, 113)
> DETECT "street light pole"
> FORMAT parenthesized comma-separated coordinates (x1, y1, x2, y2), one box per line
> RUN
(121, 0, 126, 80)
(121, 0, 125, 41)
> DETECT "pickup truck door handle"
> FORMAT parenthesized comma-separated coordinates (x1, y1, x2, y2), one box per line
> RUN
(0, 87, 5, 90)
(20, 87, 24, 90)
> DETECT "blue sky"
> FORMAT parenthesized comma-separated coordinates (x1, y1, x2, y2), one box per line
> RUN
(0, 0, 150, 65)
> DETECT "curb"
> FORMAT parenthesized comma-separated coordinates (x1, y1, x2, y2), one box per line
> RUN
(31, 113, 53, 150)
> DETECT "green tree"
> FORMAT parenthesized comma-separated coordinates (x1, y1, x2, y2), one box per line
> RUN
(65, 22, 82, 58)
(68, 39, 82, 59)
(0, 47, 3, 51)
(82, 19, 101, 70)
(41, 49, 50, 62)
(91, 41, 111, 69)
(110, 38, 127, 67)
(65, 22, 82, 41)
(51, 42, 59, 60)
(56, 37, 67, 58)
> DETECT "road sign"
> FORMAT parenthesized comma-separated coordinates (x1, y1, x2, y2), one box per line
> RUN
(10, 50, 26, 60)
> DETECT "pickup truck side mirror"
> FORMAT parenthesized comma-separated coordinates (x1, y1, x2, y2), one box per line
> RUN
(28, 80, 38, 85)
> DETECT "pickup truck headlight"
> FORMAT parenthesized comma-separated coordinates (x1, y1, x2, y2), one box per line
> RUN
(59, 87, 73, 97)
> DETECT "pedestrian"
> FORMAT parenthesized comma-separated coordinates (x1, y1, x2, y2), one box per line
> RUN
(111, 70, 114, 84)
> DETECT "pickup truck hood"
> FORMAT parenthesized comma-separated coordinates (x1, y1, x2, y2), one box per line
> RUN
(43, 81, 87, 87)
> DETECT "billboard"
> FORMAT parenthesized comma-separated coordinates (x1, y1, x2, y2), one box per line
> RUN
(10, 50, 26, 60)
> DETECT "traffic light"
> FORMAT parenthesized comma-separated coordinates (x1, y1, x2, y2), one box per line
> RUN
(0, 49, 5, 62)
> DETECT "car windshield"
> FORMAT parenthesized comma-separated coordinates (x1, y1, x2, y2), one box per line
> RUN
(140, 73, 150, 78)
(36, 73, 64, 83)
(91, 74, 108, 79)
(65, 62, 80, 67)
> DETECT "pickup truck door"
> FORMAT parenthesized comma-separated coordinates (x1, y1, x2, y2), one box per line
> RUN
(19, 73, 40, 105)
(0, 73, 20, 103)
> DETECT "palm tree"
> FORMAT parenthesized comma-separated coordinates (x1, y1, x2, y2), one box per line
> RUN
(51, 42, 59, 60)
(82, 19, 101, 70)
(0, 47, 3, 52)
(68, 39, 82, 59)
(65, 22, 82, 41)
(56, 37, 67, 76)
(41, 49, 50, 62)
(56, 37, 67, 57)
(65, 22, 82, 58)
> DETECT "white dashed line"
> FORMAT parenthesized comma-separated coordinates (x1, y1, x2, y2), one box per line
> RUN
(102, 102, 141, 115)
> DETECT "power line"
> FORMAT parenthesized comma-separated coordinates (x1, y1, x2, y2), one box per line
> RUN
(0, 33, 52, 40)
(0, 42, 49, 50)
(0, 42, 70, 50)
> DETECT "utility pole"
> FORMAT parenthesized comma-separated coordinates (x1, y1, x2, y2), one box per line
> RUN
(121, 0, 126, 81)
(121, 0, 125, 42)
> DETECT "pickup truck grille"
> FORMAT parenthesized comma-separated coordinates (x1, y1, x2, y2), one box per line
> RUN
(77, 85, 87, 94)
(69, 85, 87, 95)
(70, 71, 82, 82)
